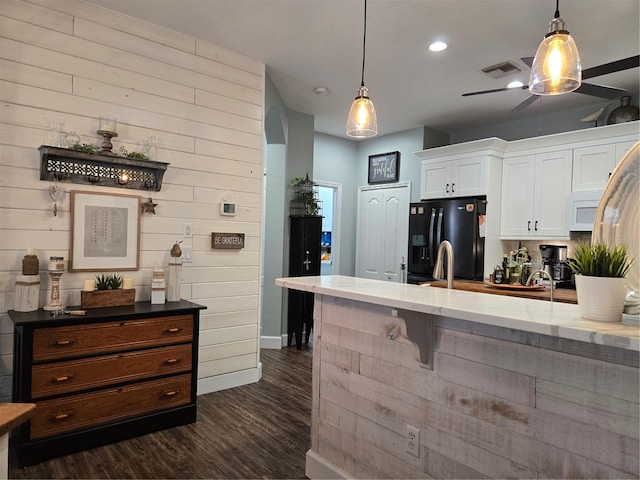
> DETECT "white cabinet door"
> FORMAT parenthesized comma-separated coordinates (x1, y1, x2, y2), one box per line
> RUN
(420, 160, 450, 199)
(356, 184, 410, 282)
(500, 150, 572, 239)
(451, 157, 486, 197)
(421, 157, 486, 199)
(500, 155, 535, 237)
(533, 150, 573, 237)
(572, 144, 616, 191)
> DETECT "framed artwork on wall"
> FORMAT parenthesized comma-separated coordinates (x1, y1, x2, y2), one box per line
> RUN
(368, 151, 400, 184)
(70, 191, 141, 272)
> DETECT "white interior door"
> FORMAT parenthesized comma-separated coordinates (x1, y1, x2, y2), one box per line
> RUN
(356, 183, 410, 282)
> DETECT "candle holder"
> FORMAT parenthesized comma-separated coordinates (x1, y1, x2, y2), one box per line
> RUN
(43, 270, 65, 311)
(97, 129, 118, 155)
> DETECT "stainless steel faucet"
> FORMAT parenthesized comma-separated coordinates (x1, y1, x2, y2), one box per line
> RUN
(526, 269, 554, 302)
(433, 240, 454, 289)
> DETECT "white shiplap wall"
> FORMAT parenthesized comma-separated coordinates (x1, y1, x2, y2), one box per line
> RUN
(0, 0, 265, 401)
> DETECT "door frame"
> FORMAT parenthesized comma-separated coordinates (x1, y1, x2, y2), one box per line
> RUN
(314, 180, 342, 275)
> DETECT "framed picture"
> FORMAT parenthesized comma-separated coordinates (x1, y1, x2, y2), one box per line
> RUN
(70, 191, 141, 272)
(368, 151, 400, 184)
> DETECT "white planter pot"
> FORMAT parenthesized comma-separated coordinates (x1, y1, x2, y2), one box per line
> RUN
(575, 274, 627, 322)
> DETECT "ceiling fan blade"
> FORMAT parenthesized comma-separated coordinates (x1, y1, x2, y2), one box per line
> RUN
(521, 57, 534, 68)
(582, 55, 640, 80)
(575, 82, 627, 99)
(462, 85, 528, 97)
(511, 95, 539, 112)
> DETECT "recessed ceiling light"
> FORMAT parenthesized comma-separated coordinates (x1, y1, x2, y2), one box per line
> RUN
(507, 80, 524, 89)
(428, 41, 447, 52)
(314, 87, 329, 95)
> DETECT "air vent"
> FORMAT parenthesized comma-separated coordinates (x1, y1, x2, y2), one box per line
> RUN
(481, 61, 522, 80)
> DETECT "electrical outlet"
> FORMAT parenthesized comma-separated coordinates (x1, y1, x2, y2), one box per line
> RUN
(406, 425, 420, 458)
(183, 223, 192, 238)
(181, 246, 192, 263)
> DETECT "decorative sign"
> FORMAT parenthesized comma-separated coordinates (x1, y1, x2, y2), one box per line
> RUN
(368, 151, 400, 184)
(212, 232, 245, 249)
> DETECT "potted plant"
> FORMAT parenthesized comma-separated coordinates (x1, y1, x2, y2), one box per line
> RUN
(81, 274, 135, 309)
(568, 242, 634, 322)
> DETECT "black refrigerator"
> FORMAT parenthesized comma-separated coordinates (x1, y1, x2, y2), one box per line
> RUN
(407, 196, 486, 284)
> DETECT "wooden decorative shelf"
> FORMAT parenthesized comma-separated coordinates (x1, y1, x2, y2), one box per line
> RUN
(39, 146, 169, 191)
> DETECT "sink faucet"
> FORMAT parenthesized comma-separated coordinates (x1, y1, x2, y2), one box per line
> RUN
(433, 240, 454, 289)
(526, 269, 554, 302)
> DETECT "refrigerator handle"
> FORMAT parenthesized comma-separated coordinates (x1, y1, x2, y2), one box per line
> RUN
(436, 207, 444, 248)
(429, 208, 436, 261)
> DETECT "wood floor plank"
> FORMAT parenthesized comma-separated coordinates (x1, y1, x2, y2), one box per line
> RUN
(9, 346, 312, 479)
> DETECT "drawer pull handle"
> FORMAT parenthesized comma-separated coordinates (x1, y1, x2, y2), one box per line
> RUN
(51, 375, 74, 383)
(161, 389, 180, 398)
(53, 412, 72, 421)
(165, 327, 183, 334)
(164, 357, 181, 365)
(53, 339, 76, 347)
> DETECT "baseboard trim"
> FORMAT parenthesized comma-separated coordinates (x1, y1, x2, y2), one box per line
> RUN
(260, 335, 287, 349)
(305, 450, 351, 479)
(197, 363, 262, 396)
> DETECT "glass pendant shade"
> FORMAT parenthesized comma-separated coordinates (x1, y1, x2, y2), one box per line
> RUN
(529, 17, 581, 95)
(346, 85, 378, 138)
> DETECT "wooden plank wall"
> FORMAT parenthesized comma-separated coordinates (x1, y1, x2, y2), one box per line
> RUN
(0, 0, 265, 401)
(312, 295, 639, 479)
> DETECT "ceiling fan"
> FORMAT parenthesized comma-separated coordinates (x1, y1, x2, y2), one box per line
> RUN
(462, 55, 640, 111)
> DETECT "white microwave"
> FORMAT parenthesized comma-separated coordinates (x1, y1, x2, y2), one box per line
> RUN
(568, 190, 602, 231)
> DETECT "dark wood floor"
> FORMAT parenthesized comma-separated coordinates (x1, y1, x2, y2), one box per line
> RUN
(9, 346, 312, 479)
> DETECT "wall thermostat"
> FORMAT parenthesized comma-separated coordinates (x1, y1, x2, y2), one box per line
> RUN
(221, 202, 237, 216)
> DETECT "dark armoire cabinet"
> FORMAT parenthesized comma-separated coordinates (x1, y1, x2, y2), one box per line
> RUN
(288, 215, 322, 349)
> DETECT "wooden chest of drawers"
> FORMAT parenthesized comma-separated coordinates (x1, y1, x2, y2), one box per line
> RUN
(9, 300, 205, 466)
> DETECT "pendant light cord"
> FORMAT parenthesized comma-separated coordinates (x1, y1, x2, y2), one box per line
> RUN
(360, 0, 367, 87)
(554, 0, 560, 19)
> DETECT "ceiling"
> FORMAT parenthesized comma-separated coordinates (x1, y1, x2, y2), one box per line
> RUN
(84, 0, 640, 140)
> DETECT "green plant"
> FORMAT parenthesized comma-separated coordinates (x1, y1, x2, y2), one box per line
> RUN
(568, 242, 634, 278)
(119, 146, 148, 159)
(69, 143, 100, 154)
(95, 274, 123, 290)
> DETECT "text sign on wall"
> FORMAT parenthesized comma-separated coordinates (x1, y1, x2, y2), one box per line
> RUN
(211, 232, 245, 249)
(368, 151, 400, 184)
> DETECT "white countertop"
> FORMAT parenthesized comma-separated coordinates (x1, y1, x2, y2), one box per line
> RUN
(276, 275, 640, 351)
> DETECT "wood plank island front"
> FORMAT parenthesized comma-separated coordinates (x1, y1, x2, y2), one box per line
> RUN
(276, 275, 639, 479)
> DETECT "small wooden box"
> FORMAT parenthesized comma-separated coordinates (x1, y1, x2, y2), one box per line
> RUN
(81, 289, 135, 309)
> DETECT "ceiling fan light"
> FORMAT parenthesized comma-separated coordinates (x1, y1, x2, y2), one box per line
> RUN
(529, 16, 581, 95)
(346, 85, 378, 138)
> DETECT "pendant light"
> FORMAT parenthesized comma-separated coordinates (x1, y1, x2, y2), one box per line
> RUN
(529, 0, 581, 95)
(346, 0, 377, 138)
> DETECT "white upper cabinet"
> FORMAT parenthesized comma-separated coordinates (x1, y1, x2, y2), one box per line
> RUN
(501, 150, 573, 239)
(420, 157, 486, 199)
(572, 144, 616, 191)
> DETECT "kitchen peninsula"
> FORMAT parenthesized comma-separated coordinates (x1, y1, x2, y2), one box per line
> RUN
(277, 275, 639, 479)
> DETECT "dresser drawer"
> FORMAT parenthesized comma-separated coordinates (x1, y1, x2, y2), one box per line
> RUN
(33, 315, 193, 361)
(30, 374, 191, 439)
(31, 343, 192, 399)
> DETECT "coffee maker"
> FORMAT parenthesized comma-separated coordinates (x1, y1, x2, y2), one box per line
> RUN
(539, 244, 572, 282)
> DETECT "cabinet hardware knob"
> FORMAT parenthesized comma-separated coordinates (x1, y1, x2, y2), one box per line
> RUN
(161, 389, 179, 398)
(527, 221, 531, 231)
(53, 412, 72, 421)
(534, 220, 538, 231)
(165, 327, 183, 333)
(451, 183, 455, 192)
(445, 183, 449, 193)
(51, 375, 73, 383)
(164, 357, 181, 364)
(53, 339, 75, 347)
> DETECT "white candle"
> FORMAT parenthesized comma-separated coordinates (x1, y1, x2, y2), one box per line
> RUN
(48, 257, 64, 271)
(27, 247, 35, 256)
(123, 278, 133, 289)
(84, 279, 95, 291)
(98, 117, 117, 133)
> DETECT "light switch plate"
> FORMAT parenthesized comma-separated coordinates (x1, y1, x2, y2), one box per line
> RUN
(181, 246, 192, 263)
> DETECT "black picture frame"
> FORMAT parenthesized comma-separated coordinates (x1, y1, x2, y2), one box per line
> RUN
(368, 151, 400, 184)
